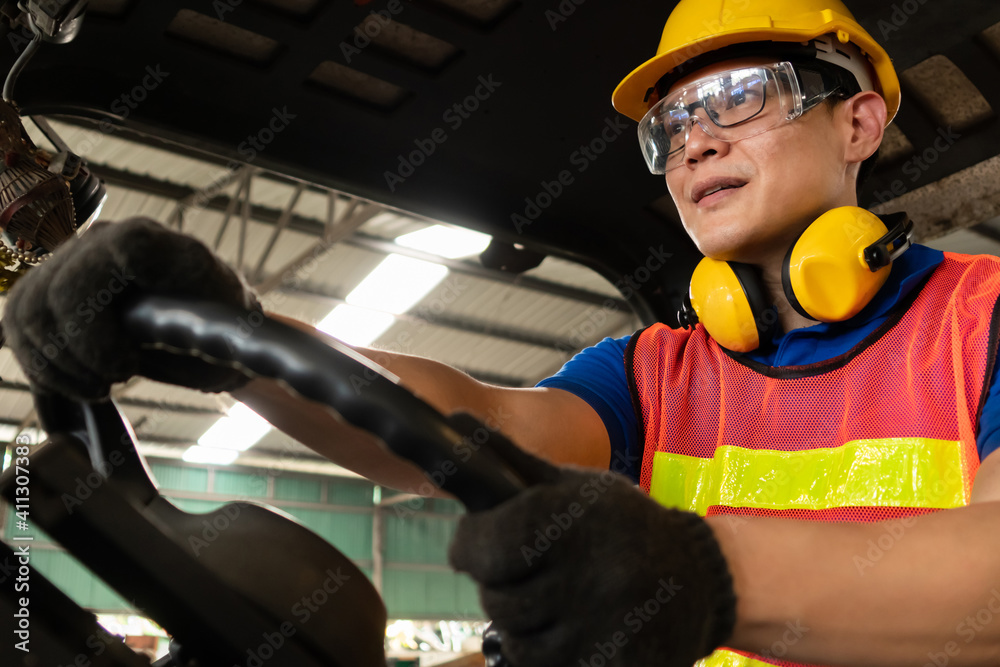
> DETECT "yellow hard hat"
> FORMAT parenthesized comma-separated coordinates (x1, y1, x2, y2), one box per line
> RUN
(612, 0, 900, 125)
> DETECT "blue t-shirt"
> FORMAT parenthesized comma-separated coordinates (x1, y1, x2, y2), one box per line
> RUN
(537, 244, 1000, 482)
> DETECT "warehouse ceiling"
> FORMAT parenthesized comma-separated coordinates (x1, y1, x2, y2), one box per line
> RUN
(0, 118, 639, 474)
(1, 0, 1000, 473)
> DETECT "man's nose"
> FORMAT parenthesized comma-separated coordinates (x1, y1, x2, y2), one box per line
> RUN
(683, 118, 729, 165)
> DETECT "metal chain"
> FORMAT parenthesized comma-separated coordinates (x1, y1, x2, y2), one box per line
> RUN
(0, 241, 47, 265)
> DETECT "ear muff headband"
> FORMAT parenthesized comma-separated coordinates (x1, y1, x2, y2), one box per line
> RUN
(783, 206, 912, 322)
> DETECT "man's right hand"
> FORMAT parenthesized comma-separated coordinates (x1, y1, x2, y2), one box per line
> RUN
(4, 217, 260, 401)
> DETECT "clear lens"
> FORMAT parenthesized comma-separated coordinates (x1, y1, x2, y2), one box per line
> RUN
(703, 70, 767, 127)
(637, 62, 804, 174)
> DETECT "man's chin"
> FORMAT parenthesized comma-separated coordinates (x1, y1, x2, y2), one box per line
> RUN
(692, 243, 742, 263)
(686, 217, 795, 263)
(697, 236, 791, 269)
(687, 225, 752, 262)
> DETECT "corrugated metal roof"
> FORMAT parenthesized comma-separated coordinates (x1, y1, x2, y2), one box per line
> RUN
(524, 256, 624, 297)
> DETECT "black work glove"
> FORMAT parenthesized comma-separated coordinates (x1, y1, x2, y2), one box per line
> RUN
(4, 217, 261, 400)
(449, 439, 736, 667)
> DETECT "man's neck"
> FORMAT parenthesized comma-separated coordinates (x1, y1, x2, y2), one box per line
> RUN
(759, 266, 818, 335)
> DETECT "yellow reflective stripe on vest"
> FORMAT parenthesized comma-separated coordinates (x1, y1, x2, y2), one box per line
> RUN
(649, 438, 968, 515)
(695, 649, 777, 667)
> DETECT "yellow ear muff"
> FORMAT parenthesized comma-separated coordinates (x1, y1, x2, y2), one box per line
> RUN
(689, 258, 777, 353)
(782, 206, 892, 322)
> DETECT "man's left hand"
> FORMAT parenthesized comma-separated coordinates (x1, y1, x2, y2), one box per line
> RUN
(449, 450, 737, 667)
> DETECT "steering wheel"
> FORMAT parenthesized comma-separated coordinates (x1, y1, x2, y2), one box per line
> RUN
(0, 296, 536, 666)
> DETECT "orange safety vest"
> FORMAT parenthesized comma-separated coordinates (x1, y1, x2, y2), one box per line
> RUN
(625, 253, 1000, 667)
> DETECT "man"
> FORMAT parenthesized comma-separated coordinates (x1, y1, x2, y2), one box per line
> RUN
(7, 1, 1000, 666)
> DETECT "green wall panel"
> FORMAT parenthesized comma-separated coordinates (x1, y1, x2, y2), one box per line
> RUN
(327, 479, 375, 507)
(386, 494, 428, 512)
(383, 568, 484, 619)
(383, 496, 461, 515)
(385, 514, 456, 565)
(274, 476, 322, 503)
(149, 464, 208, 493)
(428, 498, 463, 515)
(285, 507, 372, 561)
(213, 470, 269, 498)
(456, 573, 482, 614)
(30, 549, 134, 613)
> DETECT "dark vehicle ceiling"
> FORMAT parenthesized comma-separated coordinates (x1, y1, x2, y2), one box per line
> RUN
(5, 0, 1000, 323)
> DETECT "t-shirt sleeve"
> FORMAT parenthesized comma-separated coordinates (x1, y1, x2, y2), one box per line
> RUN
(535, 334, 640, 482)
(977, 350, 1000, 463)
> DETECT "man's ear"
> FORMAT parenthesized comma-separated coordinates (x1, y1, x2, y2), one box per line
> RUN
(843, 91, 887, 164)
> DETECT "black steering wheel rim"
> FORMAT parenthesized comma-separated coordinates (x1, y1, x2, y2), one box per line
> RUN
(33, 294, 532, 512)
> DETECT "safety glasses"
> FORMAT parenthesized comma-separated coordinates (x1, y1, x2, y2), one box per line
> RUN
(638, 61, 853, 174)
